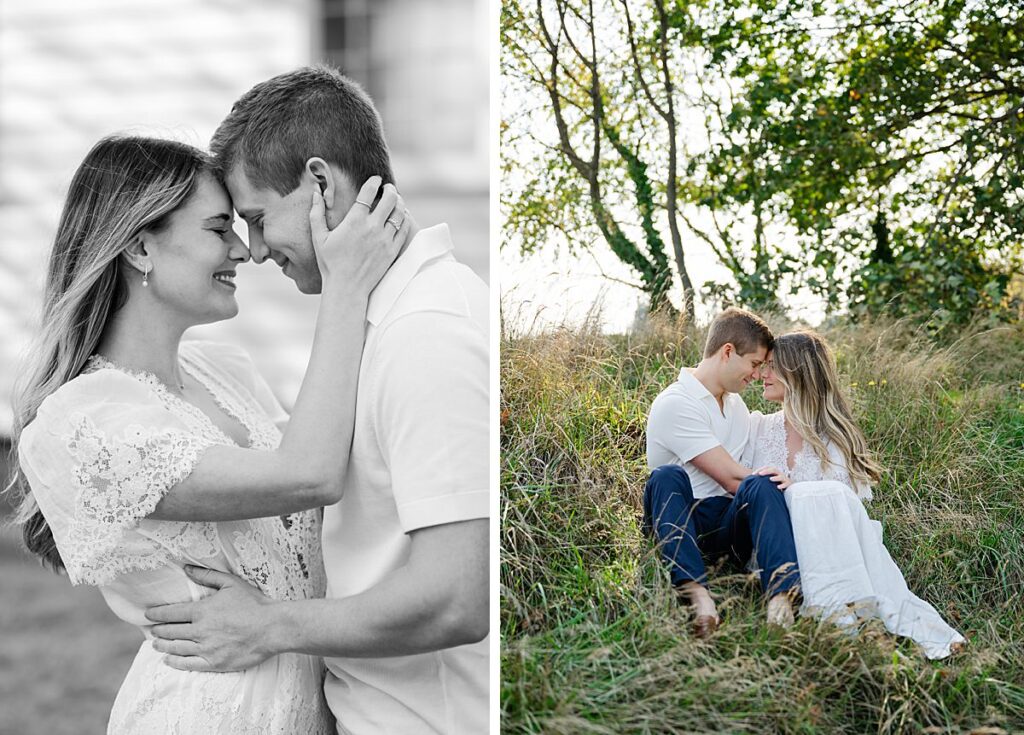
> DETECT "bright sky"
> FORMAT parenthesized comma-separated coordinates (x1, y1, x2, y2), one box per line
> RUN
(501, 231, 831, 335)
(501, 228, 730, 334)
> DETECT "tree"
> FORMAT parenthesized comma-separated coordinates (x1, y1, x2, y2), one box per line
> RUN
(503, 0, 1023, 329)
(501, 0, 697, 318)
(501, 0, 835, 319)
(699, 0, 1024, 327)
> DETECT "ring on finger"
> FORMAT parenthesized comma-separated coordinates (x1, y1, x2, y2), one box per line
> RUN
(386, 216, 403, 231)
(355, 198, 372, 209)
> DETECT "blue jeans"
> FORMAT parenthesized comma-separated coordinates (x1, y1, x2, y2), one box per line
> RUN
(643, 465, 800, 596)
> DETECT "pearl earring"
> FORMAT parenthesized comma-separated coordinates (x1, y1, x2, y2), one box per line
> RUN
(142, 264, 150, 287)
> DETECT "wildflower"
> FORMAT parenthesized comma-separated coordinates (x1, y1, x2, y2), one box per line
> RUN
(880, 379, 888, 386)
(850, 382, 858, 388)
(867, 380, 876, 387)
(1019, 382, 1024, 390)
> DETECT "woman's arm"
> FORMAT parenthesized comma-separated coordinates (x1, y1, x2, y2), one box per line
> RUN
(150, 177, 411, 522)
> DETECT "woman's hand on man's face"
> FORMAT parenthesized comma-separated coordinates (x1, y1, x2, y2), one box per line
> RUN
(308, 175, 412, 298)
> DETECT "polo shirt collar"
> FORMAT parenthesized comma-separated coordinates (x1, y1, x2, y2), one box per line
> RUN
(677, 368, 718, 403)
(367, 224, 454, 326)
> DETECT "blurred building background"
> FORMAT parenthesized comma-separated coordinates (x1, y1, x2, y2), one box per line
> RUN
(0, 2, 489, 732)
(0, 0, 489, 435)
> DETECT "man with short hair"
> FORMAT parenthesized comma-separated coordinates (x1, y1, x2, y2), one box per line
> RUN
(645, 307, 799, 638)
(147, 65, 488, 734)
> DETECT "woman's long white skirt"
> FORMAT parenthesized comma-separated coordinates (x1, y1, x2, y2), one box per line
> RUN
(785, 481, 965, 659)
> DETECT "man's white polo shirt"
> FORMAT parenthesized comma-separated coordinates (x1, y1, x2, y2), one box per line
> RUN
(646, 368, 752, 500)
(321, 224, 489, 735)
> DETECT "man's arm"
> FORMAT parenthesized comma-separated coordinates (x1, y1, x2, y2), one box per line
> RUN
(691, 446, 791, 495)
(146, 518, 488, 671)
(690, 446, 752, 495)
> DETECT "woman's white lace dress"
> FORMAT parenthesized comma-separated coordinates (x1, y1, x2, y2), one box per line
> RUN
(19, 341, 333, 734)
(746, 411, 965, 659)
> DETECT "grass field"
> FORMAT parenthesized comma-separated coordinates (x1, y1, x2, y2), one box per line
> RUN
(0, 442, 140, 735)
(501, 316, 1024, 734)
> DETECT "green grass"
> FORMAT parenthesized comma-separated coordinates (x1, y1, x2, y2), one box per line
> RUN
(0, 441, 141, 735)
(501, 316, 1024, 734)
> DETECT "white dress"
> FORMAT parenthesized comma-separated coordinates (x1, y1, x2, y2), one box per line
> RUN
(746, 411, 966, 659)
(18, 341, 334, 734)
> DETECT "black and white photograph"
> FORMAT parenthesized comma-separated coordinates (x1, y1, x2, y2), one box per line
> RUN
(0, 1, 491, 733)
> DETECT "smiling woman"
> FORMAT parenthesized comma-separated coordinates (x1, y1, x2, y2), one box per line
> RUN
(125, 174, 250, 327)
(6, 133, 407, 733)
(747, 330, 965, 658)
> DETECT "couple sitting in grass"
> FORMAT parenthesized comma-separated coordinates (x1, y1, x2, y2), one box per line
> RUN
(644, 307, 965, 658)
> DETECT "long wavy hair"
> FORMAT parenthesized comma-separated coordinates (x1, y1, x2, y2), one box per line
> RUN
(772, 331, 884, 489)
(6, 135, 212, 571)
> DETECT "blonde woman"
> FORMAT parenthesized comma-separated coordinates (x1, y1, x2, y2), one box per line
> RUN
(9, 135, 408, 732)
(747, 330, 966, 659)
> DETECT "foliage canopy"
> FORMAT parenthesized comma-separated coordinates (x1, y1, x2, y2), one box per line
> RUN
(502, 0, 1024, 328)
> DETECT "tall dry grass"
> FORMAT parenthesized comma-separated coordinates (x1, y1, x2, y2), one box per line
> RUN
(501, 314, 1024, 734)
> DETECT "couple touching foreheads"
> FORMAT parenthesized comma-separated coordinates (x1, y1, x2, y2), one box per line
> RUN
(644, 307, 965, 659)
(12, 65, 488, 734)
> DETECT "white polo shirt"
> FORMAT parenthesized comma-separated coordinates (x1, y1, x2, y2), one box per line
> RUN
(646, 368, 752, 499)
(321, 224, 489, 735)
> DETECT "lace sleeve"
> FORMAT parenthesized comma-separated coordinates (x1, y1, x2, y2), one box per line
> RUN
(20, 372, 216, 585)
(62, 413, 211, 584)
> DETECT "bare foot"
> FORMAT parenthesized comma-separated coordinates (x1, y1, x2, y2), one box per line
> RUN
(680, 581, 719, 639)
(766, 593, 795, 628)
(692, 614, 719, 639)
